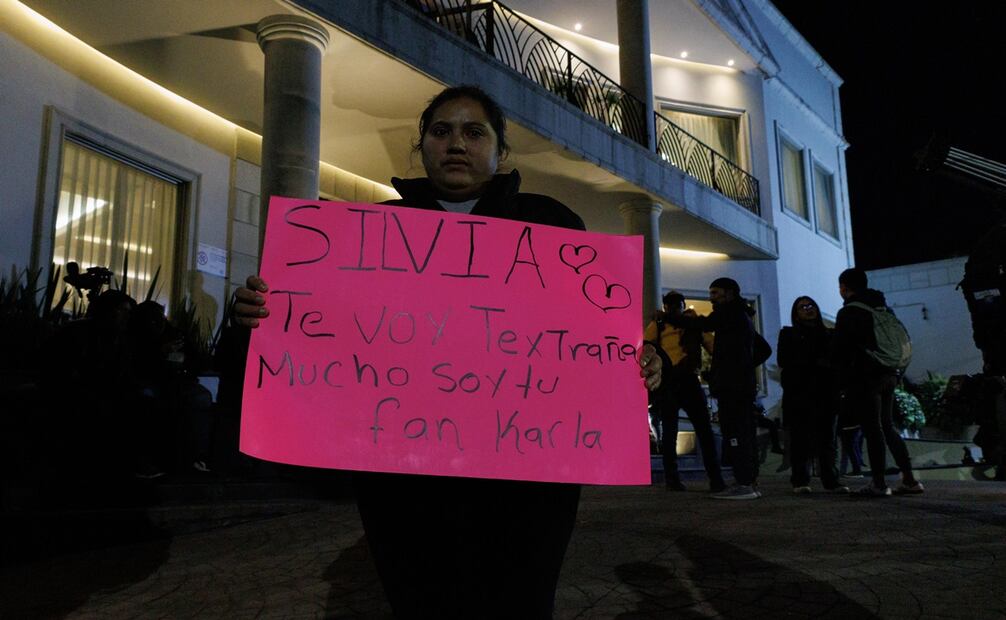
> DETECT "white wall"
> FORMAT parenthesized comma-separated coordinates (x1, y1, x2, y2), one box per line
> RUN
(0, 30, 234, 328)
(869, 258, 982, 381)
(755, 46, 851, 329)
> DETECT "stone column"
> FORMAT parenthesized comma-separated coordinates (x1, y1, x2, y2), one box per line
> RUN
(619, 199, 663, 326)
(616, 0, 655, 151)
(256, 15, 330, 251)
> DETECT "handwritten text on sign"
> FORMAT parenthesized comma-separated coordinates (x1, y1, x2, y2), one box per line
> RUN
(240, 197, 648, 485)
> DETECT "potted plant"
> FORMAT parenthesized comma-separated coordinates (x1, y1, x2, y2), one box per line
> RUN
(909, 372, 980, 440)
(893, 386, 926, 438)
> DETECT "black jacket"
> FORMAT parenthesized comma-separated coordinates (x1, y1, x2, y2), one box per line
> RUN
(386, 170, 585, 231)
(777, 324, 834, 396)
(666, 298, 756, 395)
(832, 288, 889, 384)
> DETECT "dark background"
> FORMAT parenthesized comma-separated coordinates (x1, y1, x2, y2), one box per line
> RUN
(771, 1, 1006, 269)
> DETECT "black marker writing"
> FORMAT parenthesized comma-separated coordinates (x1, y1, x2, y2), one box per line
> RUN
(505, 226, 545, 288)
(285, 205, 330, 267)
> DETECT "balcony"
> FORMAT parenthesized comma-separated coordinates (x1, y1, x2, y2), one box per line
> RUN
(401, 0, 761, 216)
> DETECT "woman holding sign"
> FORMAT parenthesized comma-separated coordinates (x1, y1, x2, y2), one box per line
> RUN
(234, 85, 661, 618)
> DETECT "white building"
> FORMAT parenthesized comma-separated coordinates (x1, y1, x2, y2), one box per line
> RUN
(868, 257, 982, 382)
(0, 0, 853, 407)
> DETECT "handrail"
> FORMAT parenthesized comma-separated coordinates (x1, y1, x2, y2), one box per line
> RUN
(655, 113, 760, 214)
(402, 0, 761, 215)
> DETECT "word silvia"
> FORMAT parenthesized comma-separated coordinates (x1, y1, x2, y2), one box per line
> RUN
(286, 205, 548, 286)
(280, 203, 633, 313)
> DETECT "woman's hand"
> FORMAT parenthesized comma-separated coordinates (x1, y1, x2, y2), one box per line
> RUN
(639, 343, 662, 391)
(232, 275, 270, 328)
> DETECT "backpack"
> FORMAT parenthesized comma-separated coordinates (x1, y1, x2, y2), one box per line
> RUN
(846, 302, 912, 370)
(752, 331, 772, 367)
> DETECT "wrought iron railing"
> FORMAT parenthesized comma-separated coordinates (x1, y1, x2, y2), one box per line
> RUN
(402, 0, 761, 216)
(655, 114, 760, 214)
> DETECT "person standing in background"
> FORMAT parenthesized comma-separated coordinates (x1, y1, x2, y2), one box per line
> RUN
(777, 296, 847, 494)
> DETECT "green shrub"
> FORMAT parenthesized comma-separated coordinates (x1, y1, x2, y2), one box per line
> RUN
(893, 387, 926, 433)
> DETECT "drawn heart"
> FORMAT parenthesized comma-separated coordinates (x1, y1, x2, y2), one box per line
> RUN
(559, 243, 598, 274)
(582, 274, 632, 313)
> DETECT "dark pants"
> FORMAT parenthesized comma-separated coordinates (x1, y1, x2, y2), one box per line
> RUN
(716, 390, 758, 486)
(840, 426, 864, 474)
(785, 393, 840, 488)
(659, 373, 723, 486)
(354, 472, 580, 619)
(849, 373, 915, 488)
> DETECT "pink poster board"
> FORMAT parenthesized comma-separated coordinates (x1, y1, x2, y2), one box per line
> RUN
(240, 197, 649, 485)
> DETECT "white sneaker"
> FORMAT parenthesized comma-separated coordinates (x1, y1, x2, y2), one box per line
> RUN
(792, 486, 812, 495)
(711, 484, 760, 500)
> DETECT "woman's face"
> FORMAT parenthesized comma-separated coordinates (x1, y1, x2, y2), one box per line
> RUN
(421, 97, 500, 201)
(796, 298, 819, 322)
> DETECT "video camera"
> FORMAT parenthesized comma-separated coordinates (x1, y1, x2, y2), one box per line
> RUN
(63, 262, 113, 300)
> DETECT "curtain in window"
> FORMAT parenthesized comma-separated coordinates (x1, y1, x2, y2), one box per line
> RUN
(52, 139, 180, 308)
(814, 165, 838, 238)
(781, 141, 807, 219)
(663, 109, 740, 166)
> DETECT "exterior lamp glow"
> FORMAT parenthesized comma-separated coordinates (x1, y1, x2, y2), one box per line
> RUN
(659, 247, 728, 260)
(574, 22, 582, 32)
(680, 51, 688, 59)
(727, 59, 735, 67)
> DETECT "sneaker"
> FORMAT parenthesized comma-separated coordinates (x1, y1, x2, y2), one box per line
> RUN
(192, 460, 212, 473)
(893, 480, 924, 495)
(792, 485, 812, 495)
(709, 480, 727, 493)
(825, 485, 850, 494)
(134, 464, 165, 480)
(711, 484, 760, 500)
(855, 484, 891, 497)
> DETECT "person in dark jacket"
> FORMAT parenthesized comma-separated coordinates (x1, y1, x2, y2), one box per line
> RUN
(232, 85, 663, 618)
(778, 296, 847, 494)
(664, 277, 761, 500)
(833, 268, 923, 497)
(645, 291, 725, 492)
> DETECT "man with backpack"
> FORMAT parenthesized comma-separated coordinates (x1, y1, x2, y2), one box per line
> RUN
(833, 268, 923, 496)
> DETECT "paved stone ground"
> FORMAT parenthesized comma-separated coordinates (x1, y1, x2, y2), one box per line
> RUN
(3, 478, 1006, 619)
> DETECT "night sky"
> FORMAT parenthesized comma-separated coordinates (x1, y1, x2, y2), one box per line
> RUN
(771, 1, 1006, 270)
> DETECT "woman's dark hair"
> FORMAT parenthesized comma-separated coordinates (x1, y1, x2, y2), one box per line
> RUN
(414, 85, 509, 158)
(791, 295, 824, 328)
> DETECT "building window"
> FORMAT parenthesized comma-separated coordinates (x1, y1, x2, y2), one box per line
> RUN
(779, 137, 808, 220)
(813, 163, 839, 239)
(52, 136, 182, 308)
(662, 107, 741, 167)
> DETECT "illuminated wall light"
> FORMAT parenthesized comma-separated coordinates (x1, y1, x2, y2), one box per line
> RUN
(659, 247, 728, 260)
(680, 51, 688, 59)
(727, 59, 735, 67)
(573, 22, 582, 32)
(6, 1, 398, 198)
